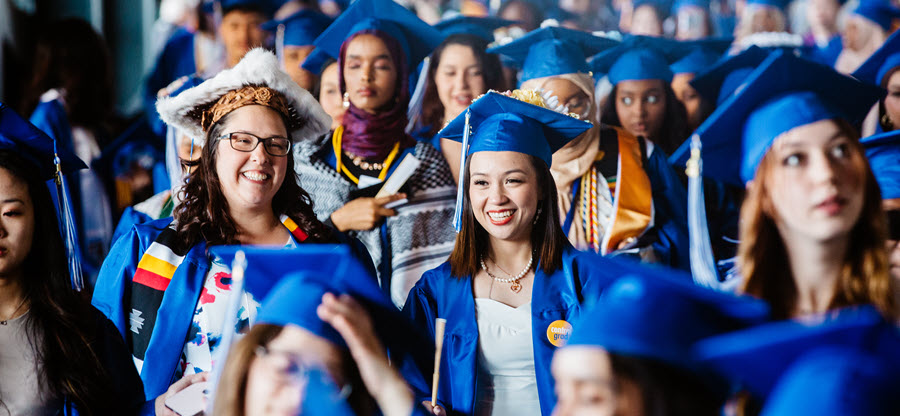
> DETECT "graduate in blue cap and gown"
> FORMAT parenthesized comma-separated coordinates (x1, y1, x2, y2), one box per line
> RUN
(690, 50, 897, 318)
(262, 9, 332, 91)
(804, 0, 845, 67)
(144, 0, 282, 138)
(853, 30, 900, 135)
(91, 49, 378, 409)
(206, 246, 434, 416)
(493, 30, 691, 270)
(0, 103, 145, 414)
(694, 304, 900, 413)
(401, 90, 626, 416)
(734, 0, 789, 42)
(862, 129, 900, 283)
(293, 0, 457, 309)
(553, 264, 769, 416)
(835, 0, 900, 74)
(410, 16, 509, 182)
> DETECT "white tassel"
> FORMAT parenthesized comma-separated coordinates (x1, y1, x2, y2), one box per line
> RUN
(686, 134, 721, 290)
(406, 56, 431, 134)
(452, 109, 471, 232)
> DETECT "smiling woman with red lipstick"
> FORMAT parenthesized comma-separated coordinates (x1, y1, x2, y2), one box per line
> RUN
(91, 49, 371, 413)
(294, 0, 457, 309)
(692, 51, 897, 321)
(401, 91, 615, 416)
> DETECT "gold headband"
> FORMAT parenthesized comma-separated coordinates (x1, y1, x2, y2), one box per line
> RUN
(199, 85, 295, 133)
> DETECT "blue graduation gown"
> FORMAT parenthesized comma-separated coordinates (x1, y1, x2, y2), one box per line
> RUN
(92, 218, 377, 400)
(643, 145, 691, 270)
(400, 245, 611, 416)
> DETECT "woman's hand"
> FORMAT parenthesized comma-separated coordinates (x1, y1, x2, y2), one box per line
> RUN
(330, 193, 406, 232)
(317, 293, 414, 416)
(154, 372, 209, 416)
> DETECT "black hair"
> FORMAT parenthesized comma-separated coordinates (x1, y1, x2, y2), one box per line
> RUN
(600, 82, 690, 156)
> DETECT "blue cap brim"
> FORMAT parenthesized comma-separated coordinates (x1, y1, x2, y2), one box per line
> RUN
(488, 27, 619, 81)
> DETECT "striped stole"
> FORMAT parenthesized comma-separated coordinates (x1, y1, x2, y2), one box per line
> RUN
(128, 216, 308, 372)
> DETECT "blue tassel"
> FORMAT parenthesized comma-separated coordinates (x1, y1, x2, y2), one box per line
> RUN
(54, 149, 84, 291)
(452, 109, 471, 232)
(686, 134, 722, 290)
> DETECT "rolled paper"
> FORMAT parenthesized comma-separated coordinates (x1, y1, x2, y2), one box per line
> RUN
(431, 318, 447, 407)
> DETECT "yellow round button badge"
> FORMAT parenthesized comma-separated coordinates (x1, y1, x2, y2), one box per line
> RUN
(546, 320, 573, 347)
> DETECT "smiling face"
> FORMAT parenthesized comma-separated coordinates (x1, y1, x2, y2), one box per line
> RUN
(215, 105, 290, 215)
(0, 167, 34, 280)
(283, 45, 317, 91)
(468, 151, 541, 244)
(244, 325, 345, 416)
(615, 79, 667, 141)
(435, 43, 487, 123)
(763, 119, 866, 243)
(543, 77, 591, 121)
(342, 34, 398, 114)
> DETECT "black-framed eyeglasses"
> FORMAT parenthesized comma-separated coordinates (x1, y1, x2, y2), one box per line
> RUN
(218, 131, 292, 156)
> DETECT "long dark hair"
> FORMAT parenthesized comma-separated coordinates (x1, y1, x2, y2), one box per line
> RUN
(0, 151, 116, 415)
(448, 154, 568, 277)
(878, 67, 900, 132)
(21, 18, 111, 131)
(173, 111, 335, 252)
(600, 82, 690, 156)
(213, 324, 377, 416)
(420, 34, 504, 137)
(609, 353, 723, 416)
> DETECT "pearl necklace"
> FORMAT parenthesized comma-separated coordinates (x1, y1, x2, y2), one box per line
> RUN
(480, 254, 533, 293)
(343, 149, 384, 171)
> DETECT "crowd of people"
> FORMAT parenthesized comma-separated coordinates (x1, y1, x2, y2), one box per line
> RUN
(2, 0, 900, 414)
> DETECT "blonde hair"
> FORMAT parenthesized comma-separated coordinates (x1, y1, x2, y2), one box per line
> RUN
(737, 120, 896, 319)
(213, 324, 284, 416)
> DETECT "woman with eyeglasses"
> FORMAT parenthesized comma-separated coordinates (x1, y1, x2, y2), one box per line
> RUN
(91, 49, 373, 414)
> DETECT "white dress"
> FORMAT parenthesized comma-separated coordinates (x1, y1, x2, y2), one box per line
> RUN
(473, 299, 542, 416)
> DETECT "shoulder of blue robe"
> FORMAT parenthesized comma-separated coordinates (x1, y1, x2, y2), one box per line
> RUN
(29, 98, 75, 155)
(644, 147, 690, 270)
(112, 207, 155, 247)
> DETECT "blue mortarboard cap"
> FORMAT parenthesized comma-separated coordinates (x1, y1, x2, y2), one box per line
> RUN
(862, 130, 900, 199)
(852, 0, 900, 31)
(746, 0, 790, 10)
(0, 102, 86, 180)
(487, 27, 619, 83)
(300, 46, 335, 75)
(440, 91, 592, 231)
(689, 45, 770, 105)
(212, 245, 435, 371)
(440, 91, 592, 165)
(670, 39, 733, 75)
(433, 16, 515, 42)
(589, 35, 691, 84)
(693, 50, 883, 186)
(760, 347, 900, 416)
(219, 0, 284, 17)
(566, 264, 769, 372)
(310, 0, 445, 72)
(262, 9, 332, 47)
(853, 30, 900, 86)
(694, 305, 900, 398)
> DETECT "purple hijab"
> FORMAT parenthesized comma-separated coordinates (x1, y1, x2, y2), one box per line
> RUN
(338, 29, 416, 160)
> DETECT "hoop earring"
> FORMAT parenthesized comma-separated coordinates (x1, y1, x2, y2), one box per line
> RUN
(342, 92, 350, 109)
(533, 206, 542, 225)
(882, 112, 894, 130)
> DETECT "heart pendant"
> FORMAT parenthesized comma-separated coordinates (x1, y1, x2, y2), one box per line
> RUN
(510, 281, 522, 293)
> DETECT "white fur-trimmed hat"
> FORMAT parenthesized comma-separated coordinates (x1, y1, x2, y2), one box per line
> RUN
(156, 48, 331, 144)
